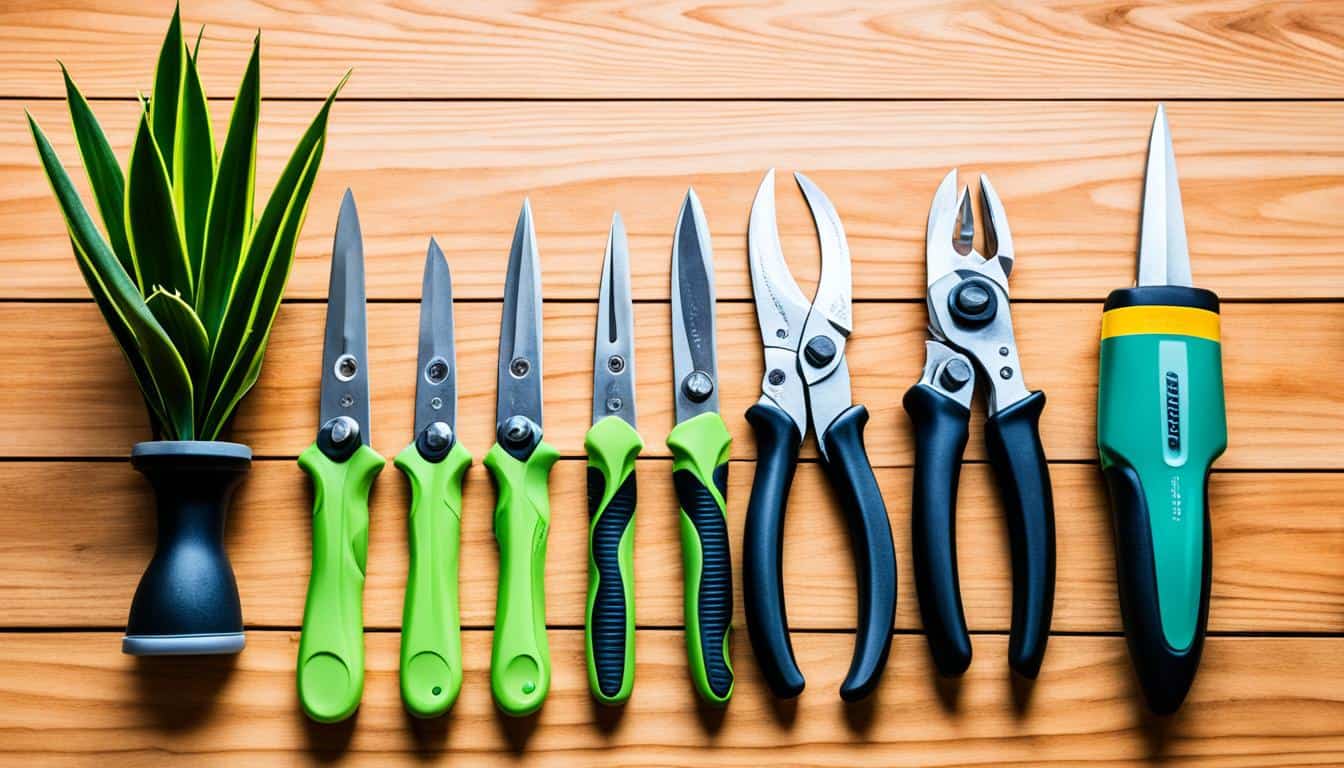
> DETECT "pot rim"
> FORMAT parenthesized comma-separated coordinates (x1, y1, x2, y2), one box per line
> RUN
(132, 440, 252, 462)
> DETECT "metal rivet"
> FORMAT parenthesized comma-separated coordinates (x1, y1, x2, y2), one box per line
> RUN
(606, 396, 623, 413)
(429, 396, 443, 410)
(330, 418, 353, 445)
(425, 357, 449, 384)
(424, 421, 452, 451)
(339, 394, 354, 408)
(682, 370, 714, 403)
(804, 335, 837, 367)
(607, 355, 625, 374)
(775, 328, 787, 339)
(939, 358, 973, 391)
(767, 369, 786, 386)
(1000, 366, 1013, 379)
(999, 346, 1010, 357)
(334, 354, 358, 382)
(509, 357, 531, 378)
(503, 415, 533, 446)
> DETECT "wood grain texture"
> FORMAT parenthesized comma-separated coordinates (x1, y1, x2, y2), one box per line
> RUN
(0, 631, 1340, 767)
(2, 301, 1340, 467)
(3, 0, 1342, 100)
(1, 461, 1339, 633)
(6, 100, 1344, 301)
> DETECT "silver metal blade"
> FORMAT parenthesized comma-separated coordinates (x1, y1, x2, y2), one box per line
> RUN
(1139, 104, 1193, 287)
(497, 198, 544, 430)
(413, 238, 456, 437)
(671, 187, 719, 422)
(795, 171, 853, 337)
(593, 212, 636, 428)
(318, 189, 371, 444)
(747, 169, 810, 350)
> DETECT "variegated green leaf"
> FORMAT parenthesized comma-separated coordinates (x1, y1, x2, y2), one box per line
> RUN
(60, 65, 134, 279)
(147, 287, 209, 393)
(126, 107, 193, 301)
(29, 111, 194, 440)
(195, 35, 260, 338)
(175, 46, 215, 279)
(149, 3, 185, 173)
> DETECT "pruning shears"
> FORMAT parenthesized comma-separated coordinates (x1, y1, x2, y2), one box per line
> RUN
(585, 213, 643, 704)
(395, 239, 470, 718)
(1099, 105, 1226, 715)
(743, 170, 897, 702)
(904, 170, 1055, 680)
(298, 190, 385, 723)
(667, 189, 734, 705)
(486, 199, 559, 717)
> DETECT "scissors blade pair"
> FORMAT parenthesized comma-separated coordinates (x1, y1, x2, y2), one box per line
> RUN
(318, 189, 372, 444)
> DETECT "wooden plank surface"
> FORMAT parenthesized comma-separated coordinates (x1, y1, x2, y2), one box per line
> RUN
(3, 461, 1339, 633)
(2, 301, 1341, 467)
(6, 100, 1344, 301)
(2, 1, 1340, 765)
(1, 632, 1341, 767)
(3, 0, 1342, 99)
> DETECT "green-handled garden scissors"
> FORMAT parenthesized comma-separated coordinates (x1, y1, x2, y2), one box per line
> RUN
(668, 188, 733, 705)
(298, 189, 385, 723)
(1098, 105, 1226, 715)
(395, 238, 470, 718)
(486, 199, 559, 717)
(585, 213, 642, 704)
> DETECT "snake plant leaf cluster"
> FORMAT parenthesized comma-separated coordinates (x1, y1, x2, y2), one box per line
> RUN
(27, 5, 349, 441)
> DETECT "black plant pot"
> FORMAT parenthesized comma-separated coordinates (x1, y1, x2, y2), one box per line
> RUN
(123, 441, 251, 655)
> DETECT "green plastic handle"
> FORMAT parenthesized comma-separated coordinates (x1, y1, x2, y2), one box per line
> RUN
(484, 439, 560, 716)
(395, 439, 471, 718)
(666, 411, 734, 705)
(297, 441, 385, 723)
(584, 416, 643, 704)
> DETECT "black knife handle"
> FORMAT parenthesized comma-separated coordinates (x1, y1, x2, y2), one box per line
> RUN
(743, 402, 805, 698)
(903, 383, 974, 676)
(819, 405, 897, 702)
(985, 391, 1056, 679)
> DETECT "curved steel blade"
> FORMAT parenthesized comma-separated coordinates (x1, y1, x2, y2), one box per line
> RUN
(748, 169, 810, 349)
(497, 198, 544, 430)
(671, 187, 719, 422)
(318, 189, 371, 444)
(795, 171, 853, 337)
(1139, 104, 1193, 287)
(593, 212, 636, 427)
(413, 238, 456, 437)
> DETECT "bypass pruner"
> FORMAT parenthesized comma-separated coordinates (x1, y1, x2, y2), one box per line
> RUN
(743, 170, 897, 701)
(904, 170, 1056, 680)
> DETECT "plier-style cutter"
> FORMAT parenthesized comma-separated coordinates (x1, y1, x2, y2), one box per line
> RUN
(904, 170, 1055, 679)
(743, 170, 897, 701)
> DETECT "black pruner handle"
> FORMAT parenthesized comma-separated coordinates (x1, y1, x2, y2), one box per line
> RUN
(819, 405, 897, 702)
(985, 391, 1056, 679)
(743, 402, 805, 698)
(903, 383, 973, 677)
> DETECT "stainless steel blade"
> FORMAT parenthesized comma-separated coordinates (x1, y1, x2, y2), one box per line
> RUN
(593, 212, 637, 428)
(1139, 104, 1193, 287)
(318, 189, 371, 444)
(413, 238, 457, 437)
(795, 171, 853, 337)
(671, 187, 719, 422)
(497, 198, 544, 430)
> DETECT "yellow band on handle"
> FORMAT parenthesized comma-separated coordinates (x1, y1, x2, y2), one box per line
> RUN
(1101, 305, 1220, 342)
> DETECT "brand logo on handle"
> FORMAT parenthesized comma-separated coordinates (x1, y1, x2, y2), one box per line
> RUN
(1158, 341, 1188, 468)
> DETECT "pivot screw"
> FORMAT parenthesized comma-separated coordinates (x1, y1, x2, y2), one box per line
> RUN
(329, 416, 357, 446)
(767, 369, 786, 387)
(955, 283, 991, 314)
(509, 357, 531, 378)
(423, 421, 453, 452)
(949, 278, 998, 327)
(607, 355, 625, 374)
(502, 415, 534, 446)
(939, 358, 973, 392)
(803, 335, 837, 367)
(682, 370, 714, 403)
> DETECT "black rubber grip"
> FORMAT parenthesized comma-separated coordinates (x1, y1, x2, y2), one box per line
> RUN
(1104, 464, 1211, 715)
(742, 402, 805, 698)
(984, 391, 1056, 679)
(903, 383, 974, 677)
(587, 467, 637, 698)
(819, 405, 898, 702)
(674, 464, 733, 699)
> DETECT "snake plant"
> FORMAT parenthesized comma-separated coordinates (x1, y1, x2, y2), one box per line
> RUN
(27, 5, 348, 441)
